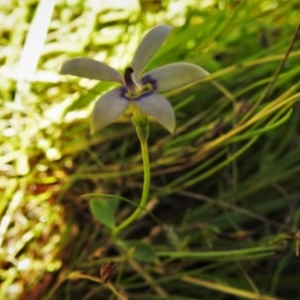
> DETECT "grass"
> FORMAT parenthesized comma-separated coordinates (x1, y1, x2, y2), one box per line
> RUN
(1, 0, 300, 299)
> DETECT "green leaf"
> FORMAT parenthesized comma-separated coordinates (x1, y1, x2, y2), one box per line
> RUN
(229, 108, 293, 143)
(119, 241, 157, 263)
(90, 197, 119, 230)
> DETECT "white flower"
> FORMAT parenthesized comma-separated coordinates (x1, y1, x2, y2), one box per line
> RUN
(60, 25, 209, 133)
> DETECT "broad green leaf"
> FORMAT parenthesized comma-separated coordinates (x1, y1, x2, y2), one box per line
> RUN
(119, 241, 156, 263)
(90, 198, 118, 230)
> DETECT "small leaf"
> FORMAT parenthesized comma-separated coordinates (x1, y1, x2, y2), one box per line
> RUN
(90, 199, 116, 230)
(119, 241, 157, 263)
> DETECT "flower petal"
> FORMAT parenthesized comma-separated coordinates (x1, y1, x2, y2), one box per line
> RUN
(135, 92, 175, 133)
(131, 25, 172, 76)
(91, 87, 129, 133)
(60, 58, 123, 83)
(142, 62, 209, 92)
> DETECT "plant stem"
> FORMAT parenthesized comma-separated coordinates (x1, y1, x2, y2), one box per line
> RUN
(113, 113, 150, 236)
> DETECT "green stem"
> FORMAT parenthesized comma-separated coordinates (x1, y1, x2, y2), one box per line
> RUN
(113, 113, 150, 236)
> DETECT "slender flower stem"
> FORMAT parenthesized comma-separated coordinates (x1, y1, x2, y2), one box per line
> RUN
(113, 108, 150, 236)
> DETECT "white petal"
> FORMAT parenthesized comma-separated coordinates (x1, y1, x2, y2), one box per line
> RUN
(131, 25, 172, 76)
(91, 87, 129, 133)
(60, 58, 123, 83)
(135, 93, 175, 133)
(143, 62, 209, 92)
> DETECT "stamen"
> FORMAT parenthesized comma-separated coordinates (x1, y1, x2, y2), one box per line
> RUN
(124, 67, 137, 94)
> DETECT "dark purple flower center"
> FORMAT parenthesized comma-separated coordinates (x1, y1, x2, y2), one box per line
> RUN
(140, 75, 158, 91)
(122, 67, 158, 101)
